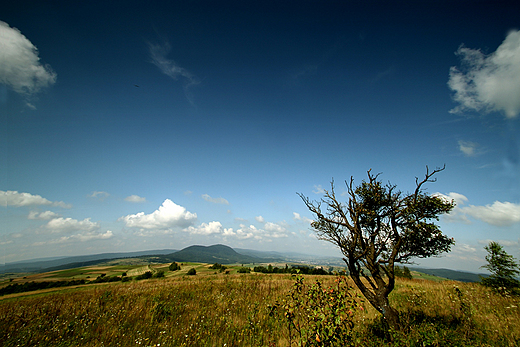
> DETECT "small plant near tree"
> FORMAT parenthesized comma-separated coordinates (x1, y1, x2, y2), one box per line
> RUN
(187, 268, 197, 276)
(481, 241, 520, 295)
(269, 275, 360, 346)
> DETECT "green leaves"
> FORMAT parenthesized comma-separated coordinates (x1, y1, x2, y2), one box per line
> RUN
(481, 241, 520, 292)
(270, 275, 361, 346)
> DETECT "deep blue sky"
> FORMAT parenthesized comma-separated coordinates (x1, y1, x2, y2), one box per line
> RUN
(2, 1, 519, 272)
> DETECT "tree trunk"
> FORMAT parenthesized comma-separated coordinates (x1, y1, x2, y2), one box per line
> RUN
(375, 293, 400, 331)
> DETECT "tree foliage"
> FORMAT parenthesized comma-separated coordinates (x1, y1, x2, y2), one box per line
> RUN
(299, 166, 455, 330)
(481, 241, 520, 292)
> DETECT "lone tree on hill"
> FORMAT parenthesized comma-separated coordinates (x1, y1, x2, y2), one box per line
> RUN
(299, 166, 455, 330)
(481, 241, 520, 291)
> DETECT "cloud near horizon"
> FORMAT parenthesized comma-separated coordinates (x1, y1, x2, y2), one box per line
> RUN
(449, 30, 520, 119)
(1, 190, 71, 208)
(0, 21, 56, 101)
(119, 199, 197, 230)
(46, 217, 100, 234)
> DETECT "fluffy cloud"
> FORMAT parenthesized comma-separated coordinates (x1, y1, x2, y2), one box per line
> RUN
(293, 212, 313, 224)
(0, 21, 56, 96)
(0, 190, 71, 208)
(312, 184, 325, 194)
(449, 30, 520, 119)
(148, 41, 200, 105)
(125, 195, 146, 203)
(46, 217, 100, 233)
(435, 192, 520, 226)
(28, 210, 60, 220)
(202, 194, 229, 205)
(255, 215, 265, 223)
(462, 201, 520, 226)
(185, 221, 234, 236)
(120, 199, 197, 230)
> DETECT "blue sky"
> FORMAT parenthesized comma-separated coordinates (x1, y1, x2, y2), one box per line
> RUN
(1, 1, 519, 272)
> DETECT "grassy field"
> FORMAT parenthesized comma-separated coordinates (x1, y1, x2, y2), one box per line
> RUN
(1, 264, 519, 346)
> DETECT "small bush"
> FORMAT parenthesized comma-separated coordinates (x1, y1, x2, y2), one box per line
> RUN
(169, 262, 181, 271)
(187, 268, 197, 276)
(153, 270, 165, 278)
(237, 267, 251, 273)
(269, 275, 360, 346)
(135, 271, 153, 280)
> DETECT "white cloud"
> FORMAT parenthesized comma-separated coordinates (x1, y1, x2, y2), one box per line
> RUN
(449, 30, 520, 119)
(119, 199, 197, 230)
(458, 140, 479, 157)
(435, 192, 520, 226)
(462, 201, 520, 226)
(265, 222, 286, 233)
(312, 185, 325, 194)
(184, 221, 233, 236)
(148, 41, 200, 105)
(202, 194, 229, 205)
(478, 239, 519, 247)
(75, 230, 113, 242)
(46, 217, 100, 234)
(255, 215, 265, 223)
(28, 210, 60, 220)
(0, 21, 56, 98)
(125, 195, 146, 203)
(0, 190, 71, 208)
(33, 230, 113, 245)
(88, 191, 110, 200)
(293, 212, 313, 224)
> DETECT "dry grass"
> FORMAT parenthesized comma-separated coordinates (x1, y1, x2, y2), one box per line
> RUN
(0, 272, 519, 346)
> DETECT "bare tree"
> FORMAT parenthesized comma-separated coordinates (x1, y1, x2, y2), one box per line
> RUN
(299, 166, 455, 330)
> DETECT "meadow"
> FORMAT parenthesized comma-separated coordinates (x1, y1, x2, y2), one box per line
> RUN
(1, 264, 519, 346)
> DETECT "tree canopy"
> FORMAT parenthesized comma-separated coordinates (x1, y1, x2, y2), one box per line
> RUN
(299, 166, 455, 330)
(481, 241, 520, 292)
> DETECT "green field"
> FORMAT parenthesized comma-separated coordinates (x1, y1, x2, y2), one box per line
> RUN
(1, 263, 519, 346)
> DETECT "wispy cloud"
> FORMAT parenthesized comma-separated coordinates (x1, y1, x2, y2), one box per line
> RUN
(0, 21, 56, 108)
(148, 41, 200, 105)
(202, 194, 229, 205)
(449, 30, 520, 119)
(0, 190, 71, 208)
(88, 191, 110, 200)
(458, 140, 479, 157)
(124, 195, 146, 203)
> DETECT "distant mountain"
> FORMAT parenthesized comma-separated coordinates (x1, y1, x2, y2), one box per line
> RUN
(166, 244, 263, 264)
(0, 249, 177, 273)
(411, 267, 487, 283)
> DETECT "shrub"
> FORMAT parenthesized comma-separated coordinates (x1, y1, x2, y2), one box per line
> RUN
(153, 270, 165, 278)
(187, 268, 196, 276)
(169, 262, 181, 271)
(135, 271, 153, 280)
(237, 267, 251, 273)
(269, 275, 360, 346)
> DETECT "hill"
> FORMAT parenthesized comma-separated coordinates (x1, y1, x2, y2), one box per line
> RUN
(166, 244, 262, 264)
(0, 249, 177, 274)
(411, 267, 487, 282)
